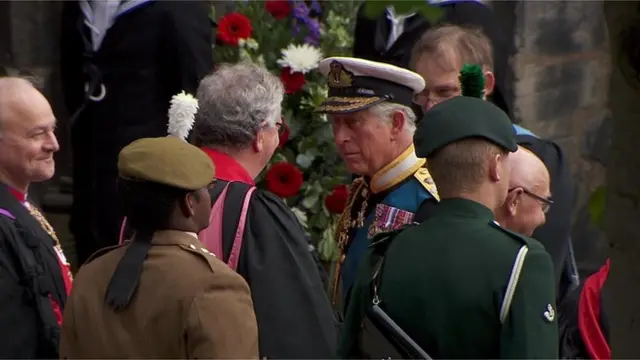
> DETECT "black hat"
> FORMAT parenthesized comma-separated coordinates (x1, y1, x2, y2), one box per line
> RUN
(414, 96, 518, 158)
(316, 57, 425, 114)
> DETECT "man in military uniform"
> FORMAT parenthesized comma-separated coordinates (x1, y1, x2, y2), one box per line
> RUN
(410, 24, 579, 302)
(316, 57, 439, 308)
(59, 137, 258, 359)
(340, 96, 558, 358)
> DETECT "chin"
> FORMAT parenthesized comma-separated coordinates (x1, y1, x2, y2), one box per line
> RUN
(32, 167, 56, 182)
(344, 161, 368, 176)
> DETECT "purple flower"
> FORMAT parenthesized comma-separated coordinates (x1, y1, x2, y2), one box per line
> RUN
(292, 1, 309, 19)
(309, 0, 321, 14)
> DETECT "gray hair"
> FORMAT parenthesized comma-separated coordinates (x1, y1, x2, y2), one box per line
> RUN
(192, 61, 284, 149)
(368, 102, 417, 133)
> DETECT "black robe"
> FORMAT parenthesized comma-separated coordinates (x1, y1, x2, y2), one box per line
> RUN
(517, 134, 578, 302)
(0, 184, 67, 358)
(353, 0, 515, 116)
(209, 180, 338, 359)
(60, 0, 214, 265)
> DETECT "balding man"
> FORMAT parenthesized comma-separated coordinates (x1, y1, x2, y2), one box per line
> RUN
(0, 77, 72, 358)
(495, 146, 552, 236)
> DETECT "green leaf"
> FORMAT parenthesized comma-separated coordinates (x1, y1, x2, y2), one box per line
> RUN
(363, 1, 390, 19)
(417, 4, 444, 23)
(588, 186, 606, 230)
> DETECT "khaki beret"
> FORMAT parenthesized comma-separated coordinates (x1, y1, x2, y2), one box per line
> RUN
(414, 96, 518, 158)
(118, 137, 214, 190)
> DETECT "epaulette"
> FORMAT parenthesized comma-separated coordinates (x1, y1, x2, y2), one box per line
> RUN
(84, 243, 127, 266)
(489, 220, 532, 247)
(413, 167, 439, 201)
(177, 242, 218, 273)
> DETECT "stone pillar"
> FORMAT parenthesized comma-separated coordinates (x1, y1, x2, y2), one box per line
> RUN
(509, 0, 610, 273)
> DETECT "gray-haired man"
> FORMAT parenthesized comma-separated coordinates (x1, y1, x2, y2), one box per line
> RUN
(192, 62, 338, 359)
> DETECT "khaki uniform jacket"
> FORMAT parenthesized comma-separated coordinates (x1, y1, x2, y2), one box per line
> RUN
(60, 230, 258, 359)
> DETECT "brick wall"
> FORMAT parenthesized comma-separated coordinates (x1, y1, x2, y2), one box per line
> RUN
(506, 0, 610, 273)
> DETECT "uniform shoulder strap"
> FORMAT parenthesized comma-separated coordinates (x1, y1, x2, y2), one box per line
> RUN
(413, 167, 439, 201)
(490, 221, 530, 324)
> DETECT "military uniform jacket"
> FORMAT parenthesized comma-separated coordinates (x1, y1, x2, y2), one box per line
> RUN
(339, 198, 558, 359)
(60, 230, 259, 359)
(333, 145, 438, 307)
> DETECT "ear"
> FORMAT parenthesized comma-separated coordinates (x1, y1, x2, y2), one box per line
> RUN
(180, 193, 196, 218)
(504, 188, 522, 216)
(390, 110, 406, 137)
(252, 130, 264, 153)
(488, 152, 507, 183)
(483, 70, 495, 98)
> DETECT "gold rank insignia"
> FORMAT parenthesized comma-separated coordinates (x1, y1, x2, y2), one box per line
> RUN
(414, 167, 439, 201)
(328, 61, 353, 88)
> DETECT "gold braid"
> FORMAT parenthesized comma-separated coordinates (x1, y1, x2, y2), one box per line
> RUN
(331, 176, 367, 306)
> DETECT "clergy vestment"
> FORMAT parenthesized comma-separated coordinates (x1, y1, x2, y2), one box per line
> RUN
(199, 148, 338, 359)
(0, 183, 72, 358)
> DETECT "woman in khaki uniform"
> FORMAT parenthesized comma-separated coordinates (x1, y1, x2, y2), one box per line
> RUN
(59, 137, 259, 359)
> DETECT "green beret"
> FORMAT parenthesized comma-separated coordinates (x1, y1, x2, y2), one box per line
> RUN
(118, 137, 214, 190)
(414, 96, 518, 158)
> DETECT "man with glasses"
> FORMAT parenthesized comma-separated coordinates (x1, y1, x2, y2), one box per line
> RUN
(410, 24, 579, 304)
(190, 63, 337, 359)
(495, 146, 553, 237)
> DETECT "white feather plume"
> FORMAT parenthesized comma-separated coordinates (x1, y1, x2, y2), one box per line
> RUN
(167, 91, 199, 141)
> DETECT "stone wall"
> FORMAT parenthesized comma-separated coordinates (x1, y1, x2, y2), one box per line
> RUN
(507, 0, 610, 273)
(0, 1, 68, 203)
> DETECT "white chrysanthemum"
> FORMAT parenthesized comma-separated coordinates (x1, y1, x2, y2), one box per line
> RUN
(276, 44, 323, 74)
(167, 91, 198, 141)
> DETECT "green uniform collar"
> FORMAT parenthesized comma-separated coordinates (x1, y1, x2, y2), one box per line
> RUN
(433, 198, 495, 222)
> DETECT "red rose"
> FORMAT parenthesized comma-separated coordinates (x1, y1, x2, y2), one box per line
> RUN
(280, 67, 306, 94)
(325, 185, 349, 214)
(216, 12, 253, 46)
(265, 0, 292, 19)
(278, 121, 290, 148)
(265, 162, 304, 198)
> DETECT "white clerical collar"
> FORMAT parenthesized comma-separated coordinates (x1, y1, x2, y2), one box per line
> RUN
(370, 144, 425, 194)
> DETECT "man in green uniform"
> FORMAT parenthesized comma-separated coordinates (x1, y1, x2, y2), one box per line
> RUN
(339, 96, 558, 359)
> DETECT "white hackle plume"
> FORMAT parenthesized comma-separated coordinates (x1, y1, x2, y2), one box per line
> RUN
(167, 91, 199, 141)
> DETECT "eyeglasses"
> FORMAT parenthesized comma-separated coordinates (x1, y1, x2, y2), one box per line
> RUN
(509, 187, 553, 213)
(262, 116, 288, 136)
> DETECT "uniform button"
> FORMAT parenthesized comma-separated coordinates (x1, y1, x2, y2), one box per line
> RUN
(201, 248, 209, 254)
(189, 244, 196, 250)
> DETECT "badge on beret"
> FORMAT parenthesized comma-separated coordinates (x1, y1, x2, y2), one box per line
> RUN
(327, 61, 353, 88)
(543, 304, 555, 323)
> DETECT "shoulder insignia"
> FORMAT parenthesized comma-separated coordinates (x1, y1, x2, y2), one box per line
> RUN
(84, 243, 127, 266)
(489, 220, 532, 247)
(543, 304, 555, 323)
(178, 243, 218, 272)
(413, 167, 439, 201)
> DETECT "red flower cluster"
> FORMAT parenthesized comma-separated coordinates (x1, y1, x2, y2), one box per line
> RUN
(325, 185, 349, 214)
(265, 162, 304, 198)
(217, 12, 253, 46)
(280, 67, 306, 94)
(265, 0, 292, 20)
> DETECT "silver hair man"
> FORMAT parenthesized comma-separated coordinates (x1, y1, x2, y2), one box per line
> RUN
(193, 61, 284, 152)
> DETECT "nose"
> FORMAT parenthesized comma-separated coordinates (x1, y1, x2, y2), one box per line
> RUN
(424, 99, 437, 111)
(45, 131, 60, 152)
(332, 121, 349, 147)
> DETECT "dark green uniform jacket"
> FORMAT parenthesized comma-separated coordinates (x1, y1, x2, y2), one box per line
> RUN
(339, 198, 558, 359)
